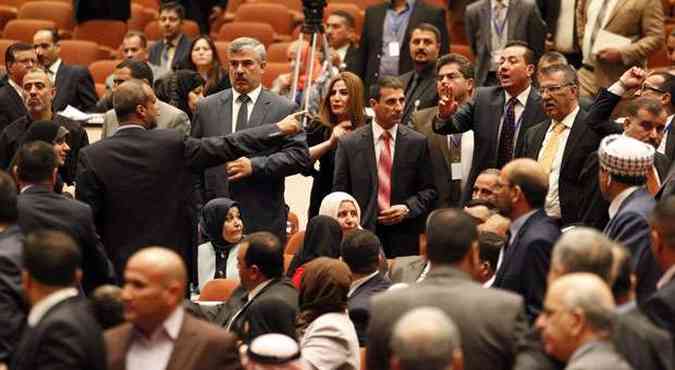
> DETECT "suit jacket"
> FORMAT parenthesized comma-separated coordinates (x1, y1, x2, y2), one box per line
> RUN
(301, 312, 361, 370)
(0, 225, 25, 363)
(214, 278, 298, 342)
(0, 114, 89, 185)
(101, 100, 191, 139)
(191, 88, 309, 239)
(433, 85, 547, 204)
(566, 340, 633, 370)
(663, 115, 675, 168)
(0, 83, 27, 133)
(520, 109, 606, 226)
(333, 123, 437, 257)
(148, 34, 192, 72)
(74, 0, 130, 22)
(493, 209, 560, 321)
(347, 1, 449, 93)
(348, 272, 392, 346)
(389, 255, 427, 284)
(604, 187, 661, 302)
(400, 64, 438, 125)
(18, 185, 114, 293)
(11, 296, 107, 370)
(465, 0, 546, 87)
(75, 124, 291, 278)
(106, 312, 242, 370)
(367, 266, 528, 370)
(53, 63, 98, 113)
(576, 0, 664, 90)
(642, 277, 675, 339)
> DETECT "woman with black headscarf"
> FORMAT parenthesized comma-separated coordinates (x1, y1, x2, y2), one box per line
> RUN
(196, 197, 244, 292)
(297, 257, 360, 370)
(155, 69, 205, 120)
(286, 215, 342, 287)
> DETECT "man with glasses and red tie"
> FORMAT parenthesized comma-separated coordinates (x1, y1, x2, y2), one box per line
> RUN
(334, 76, 436, 257)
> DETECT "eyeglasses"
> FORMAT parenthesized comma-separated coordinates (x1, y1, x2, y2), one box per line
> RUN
(436, 73, 465, 82)
(538, 83, 574, 95)
(638, 83, 667, 94)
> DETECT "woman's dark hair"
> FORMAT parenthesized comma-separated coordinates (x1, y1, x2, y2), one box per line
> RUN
(178, 35, 226, 95)
(286, 215, 342, 277)
(154, 69, 204, 120)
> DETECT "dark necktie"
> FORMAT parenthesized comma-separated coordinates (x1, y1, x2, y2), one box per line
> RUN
(236, 94, 251, 131)
(497, 97, 518, 168)
(403, 74, 420, 123)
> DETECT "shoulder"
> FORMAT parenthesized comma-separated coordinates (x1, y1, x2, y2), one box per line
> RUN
(260, 89, 295, 109)
(466, 0, 486, 13)
(341, 125, 370, 146)
(398, 124, 426, 140)
(200, 89, 230, 107)
(183, 313, 238, 345)
(307, 312, 354, 334)
(61, 63, 88, 75)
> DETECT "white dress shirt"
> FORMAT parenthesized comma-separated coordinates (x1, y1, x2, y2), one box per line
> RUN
(658, 264, 675, 289)
(582, 0, 619, 64)
(608, 186, 639, 220)
(7, 78, 23, 98)
(554, 0, 576, 52)
(231, 85, 263, 133)
(27, 287, 79, 327)
(372, 121, 398, 161)
(48, 58, 62, 84)
(658, 114, 673, 154)
(539, 106, 580, 219)
(127, 306, 184, 370)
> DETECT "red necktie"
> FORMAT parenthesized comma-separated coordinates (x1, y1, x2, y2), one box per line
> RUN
(378, 131, 393, 211)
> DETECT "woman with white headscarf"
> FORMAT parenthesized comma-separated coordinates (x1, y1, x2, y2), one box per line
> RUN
(318, 191, 361, 234)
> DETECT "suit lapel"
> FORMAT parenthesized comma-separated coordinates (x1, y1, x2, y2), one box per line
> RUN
(516, 88, 541, 153)
(604, 0, 631, 27)
(108, 326, 135, 370)
(221, 90, 233, 134)
(490, 89, 507, 153)
(666, 117, 675, 160)
(248, 90, 271, 129)
(166, 316, 197, 370)
(530, 120, 550, 158)
(560, 110, 586, 174)
(507, 0, 520, 40)
(428, 107, 452, 169)
(391, 126, 408, 197)
(363, 125, 378, 195)
(54, 63, 66, 109)
(480, 3, 493, 52)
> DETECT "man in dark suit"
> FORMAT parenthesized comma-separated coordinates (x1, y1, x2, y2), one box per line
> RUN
(325, 10, 359, 70)
(192, 37, 309, 240)
(637, 71, 675, 167)
(599, 134, 661, 302)
(342, 229, 392, 346)
(75, 79, 303, 279)
(520, 64, 609, 226)
(0, 43, 36, 131)
(106, 247, 241, 370)
(367, 209, 528, 370)
(33, 29, 97, 113)
(515, 227, 673, 370)
(399, 23, 442, 125)
(465, 0, 546, 86)
(0, 67, 89, 185)
(535, 273, 632, 370)
(0, 171, 25, 365)
(148, 2, 192, 77)
(492, 158, 560, 322)
(214, 232, 298, 342)
(11, 230, 107, 370)
(643, 195, 675, 338)
(334, 76, 437, 257)
(347, 0, 448, 93)
(412, 53, 475, 208)
(536, 0, 582, 68)
(15, 141, 113, 294)
(433, 41, 548, 205)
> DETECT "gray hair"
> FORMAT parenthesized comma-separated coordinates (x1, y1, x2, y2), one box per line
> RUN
(555, 273, 616, 335)
(229, 37, 267, 63)
(391, 307, 461, 370)
(552, 227, 615, 283)
(113, 79, 148, 120)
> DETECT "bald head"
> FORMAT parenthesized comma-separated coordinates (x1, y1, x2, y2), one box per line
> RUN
(128, 247, 187, 289)
(391, 307, 462, 370)
(498, 159, 549, 212)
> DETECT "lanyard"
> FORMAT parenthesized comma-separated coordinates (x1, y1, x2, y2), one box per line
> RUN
(492, 5, 507, 37)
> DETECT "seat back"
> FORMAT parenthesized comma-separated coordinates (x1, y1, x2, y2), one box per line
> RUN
(267, 41, 292, 63)
(18, 1, 75, 31)
(74, 20, 128, 49)
(199, 278, 240, 302)
(58, 40, 102, 66)
(3, 19, 56, 43)
(284, 230, 305, 256)
(88, 59, 122, 84)
(0, 39, 18, 68)
(127, 3, 156, 31)
(218, 21, 275, 47)
(235, 3, 293, 36)
(262, 62, 291, 88)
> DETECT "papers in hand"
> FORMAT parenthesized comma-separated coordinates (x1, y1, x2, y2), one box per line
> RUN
(592, 30, 631, 56)
(57, 105, 104, 124)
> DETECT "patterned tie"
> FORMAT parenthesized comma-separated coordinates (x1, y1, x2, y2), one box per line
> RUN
(236, 94, 251, 131)
(497, 97, 518, 168)
(377, 131, 393, 211)
(162, 41, 175, 68)
(538, 122, 566, 173)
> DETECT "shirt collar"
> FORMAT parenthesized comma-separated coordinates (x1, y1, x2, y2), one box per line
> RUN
(134, 305, 184, 341)
(248, 279, 273, 302)
(509, 209, 538, 241)
(49, 59, 62, 76)
(658, 264, 675, 290)
(233, 85, 263, 107)
(557, 105, 580, 128)
(8, 78, 23, 97)
(372, 121, 398, 142)
(165, 34, 182, 47)
(27, 287, 79, 327)
(114, 124, 146, 135)
(608, 186, 640, 220)
(504, 85, 531, 108)
(492, 0, 509, 7)
(388, 0, 415, 12)
(348, 271, 379, 297)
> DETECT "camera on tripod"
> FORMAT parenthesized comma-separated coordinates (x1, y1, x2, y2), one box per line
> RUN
(302, 0, 327, 33)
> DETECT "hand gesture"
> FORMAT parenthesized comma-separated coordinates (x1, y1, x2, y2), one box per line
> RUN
(226, 157, 253, 181)
(330, 120, 353, 145)
(619, 67, 646, 91)
(437, 84, 458, 119)
(276, 111, 306, 136)
(378, 204, 409, 225)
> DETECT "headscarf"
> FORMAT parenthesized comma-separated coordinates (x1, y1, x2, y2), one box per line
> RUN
(155, 69, 205, 119)
(22, 120, 69, 144)
(199, 197, 241, 250)
(286, 215, 342, 277)
(318, 191, 361, 225)
(296, 257, 351, 337)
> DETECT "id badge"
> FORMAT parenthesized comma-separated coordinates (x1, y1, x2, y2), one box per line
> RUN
(451, 162, 463, 181)
(388, 42, 400, 57)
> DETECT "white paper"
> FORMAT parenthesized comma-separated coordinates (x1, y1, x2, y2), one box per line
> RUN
(592, 29, 631, 56)
(388, 42, 400, 57)
(57, 105, 90, 121)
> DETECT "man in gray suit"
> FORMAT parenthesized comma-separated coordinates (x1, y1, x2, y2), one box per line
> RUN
(191, 37, 310, 240)
(536, 273, 633, 370)
(367, 208, 527, 370)
(465, 0, 546, 87)
(100, 60, 190, 138)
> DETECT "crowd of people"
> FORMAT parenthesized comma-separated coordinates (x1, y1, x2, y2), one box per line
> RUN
(1, 0, 675, 369)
